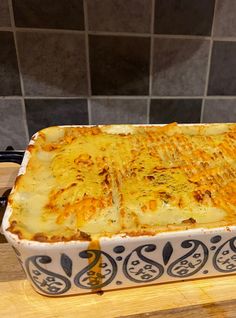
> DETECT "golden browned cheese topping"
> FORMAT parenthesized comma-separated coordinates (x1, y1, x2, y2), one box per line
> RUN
(7, 123, 236, 241)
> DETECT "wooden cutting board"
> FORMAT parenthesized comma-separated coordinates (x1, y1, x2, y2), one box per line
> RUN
(0, 162, 19, 196)
(1, 163, 236, 317)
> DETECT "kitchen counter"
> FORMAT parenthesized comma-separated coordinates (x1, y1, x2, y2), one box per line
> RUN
(1, 162, 236, 317)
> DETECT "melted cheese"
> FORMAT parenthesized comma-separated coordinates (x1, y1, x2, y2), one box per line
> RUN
(7, 123, 236, 241)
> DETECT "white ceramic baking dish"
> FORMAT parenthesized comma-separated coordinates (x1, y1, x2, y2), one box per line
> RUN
(2, 124, 236, 296)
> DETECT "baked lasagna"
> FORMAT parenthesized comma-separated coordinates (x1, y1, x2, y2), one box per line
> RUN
(7, 123, 236, 242)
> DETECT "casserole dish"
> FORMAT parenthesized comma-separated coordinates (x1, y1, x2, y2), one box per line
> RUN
(2, 123, 236, 296)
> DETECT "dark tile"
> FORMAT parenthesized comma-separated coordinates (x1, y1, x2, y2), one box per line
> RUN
(0, 32, 21, 96)
(0, 99, 28, 150)
(202, 99, 236, 123)
(152, 38, 210, 96)
(214, 0, 236, 37)
(90, 99, 148, 124)
(150, 99, 202, 124)
(25, 99, 88, 137)
(17, 32, 88, 96)
(154, 0, 215, 36)
(208, 41, 236, 96)
(13, 0, 84, 30)
(0, 0, 11, 27)
(87, 0, 152, 33)
(89, 35, 150, 95)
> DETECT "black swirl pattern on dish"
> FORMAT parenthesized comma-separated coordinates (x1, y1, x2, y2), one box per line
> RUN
(61, 253, 73, 277)
(162, 241, 174, 265)
(123, 244, 164, 283)
(167, 240, 208, 277)
(25, 255, 71, 295)
(74, 250, 117, 289)
(213, 237, 236, 272)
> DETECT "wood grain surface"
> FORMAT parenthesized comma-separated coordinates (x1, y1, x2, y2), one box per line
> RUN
(1, 164, 236, 317)
(121, 300, 236, 318)
(0, 162, 19, 196)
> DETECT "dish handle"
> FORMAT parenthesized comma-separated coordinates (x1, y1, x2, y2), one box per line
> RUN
(0, 150, 24, 241)
(0, 150, 25, 164)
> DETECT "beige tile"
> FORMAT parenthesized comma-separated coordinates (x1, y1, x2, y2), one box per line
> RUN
(155, 0, 215, 36)
(208, 41, 236, 95)
(0, 32, 21, 96)
(0, 0, 11, 27)
(202, 99, 236, 123)
(25, 99, 88, 136)
(89, 35, 150, 95)
(13, 0, 84, 30)
(152, 38, 210, 96)
(90, 99, 148, 124)
(214, 0, 236, 37)
(150, 99, 202, 124)
(17, 32, 88, 96)
(87, 0, 152, 33)
(0, 99, 28, 150)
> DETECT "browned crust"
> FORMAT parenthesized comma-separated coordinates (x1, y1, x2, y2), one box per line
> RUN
(182, 217, 197, 224)
(11, 230, 93, 242)
(7, 124, 236, 242)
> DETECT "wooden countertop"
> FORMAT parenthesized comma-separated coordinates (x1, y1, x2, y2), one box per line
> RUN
(1, 163, 236, 317)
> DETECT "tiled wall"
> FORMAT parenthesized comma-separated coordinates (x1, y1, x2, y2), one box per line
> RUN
(0, 0, 236, 149)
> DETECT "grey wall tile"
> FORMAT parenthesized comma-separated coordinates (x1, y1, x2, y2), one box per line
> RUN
(0, 32, 21, 96)
(25, 99, 88, 137)
(17, 32, 88, 96)
(90, 99, 148, 124)
(202, 99, 236, 122)
(13, 0, 84, 30)
(0, 99, 28, 150)
(155, 0, 215, 36)
(0, 0, 11, 27)
(150, 99, 202, 123)
(87, 0, 152, 33)
(89, 35, 150, 95)
(152, 38, 210, 96)
(208, 41, 236, 96)
(214, 0, 236, 37)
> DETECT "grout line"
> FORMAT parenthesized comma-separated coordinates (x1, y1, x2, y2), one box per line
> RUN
(83, 0, 92, 96)
(2, 95, 236, 100)
(0, 96, 23, 99)
(21, 98, 30, 140)
(200, 99, 205, 123)
(87, 99, 92, 124)
(200, 102, 205, 123)
(8, 0, 29, 138)
(201, 0, 218, 122)
(153, 34, 211, 40)
(201, 96, 236, 99)
(148, 96, 203, 99)
(204, 0, 218, 98)
(23, 96, 89, 99)
(2, 27, 236, 42)
(85, 96, 150, 99)
(8, 0, 25, 97)
(213, 36, 236, 42)
(147, 0, 155, 124)
(149, 0, 155, 97)
(9, 95, 200, 99)
(146, 99, 150, 124)
(15, 27, 85, 34)
(89, 33, 236, 41)
(0, 27, 12, 31)
(88, 30, 150, 38)
(7, 95, 149, 99)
